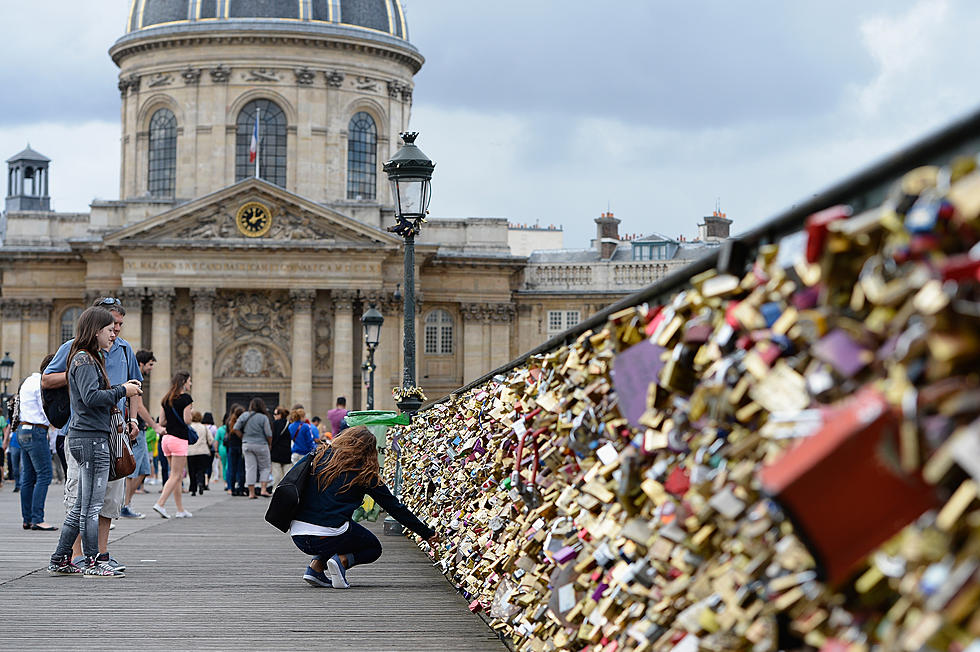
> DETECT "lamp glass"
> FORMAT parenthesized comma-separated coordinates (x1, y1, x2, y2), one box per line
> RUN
(389, 177, 430, 219)
(361, 307, 384, 348)
(0, 353, 13, 383)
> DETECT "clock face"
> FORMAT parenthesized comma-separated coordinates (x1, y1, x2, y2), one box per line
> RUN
(235, 202, 272, 237)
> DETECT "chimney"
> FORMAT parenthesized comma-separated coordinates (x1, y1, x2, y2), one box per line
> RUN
(595, 211, 620, 260)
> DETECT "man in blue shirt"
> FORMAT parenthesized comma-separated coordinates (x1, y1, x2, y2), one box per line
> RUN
(43, 297, 158, 567)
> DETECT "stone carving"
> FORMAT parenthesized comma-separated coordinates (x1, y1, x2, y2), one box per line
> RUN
(169, 202, 341, 241)
(216, 341, 288, 378)
(386, 81, 413, 102)
(325, 70, 345, 88)
(181, 67, 202, 85)
(119, 288, 145, 311)
(1, 299, 24, 320)
(244, 69, 280, 83)
(314, 304, 332, 371)
(174, 298, 193, 372)
(147, 73, 173, 88)
(150, 288, 176, 312)
(213, 291, 291, 354)
(209, 64, 231, 83)
(191, 288, 216, 312)
(27, 300, 53, 321)
(460, 303, 515, 323)
(117, 74, 141, 97)
(290, 289, 316, 313)
(354, 76, 378, 92)
(294, 67, 316, 86)
(332, 290, 357, 312)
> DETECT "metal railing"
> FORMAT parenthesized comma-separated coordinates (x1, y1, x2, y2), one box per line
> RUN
(422, 104, 980, 409)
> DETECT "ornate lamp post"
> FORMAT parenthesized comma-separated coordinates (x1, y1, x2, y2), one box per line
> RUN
(360, 304, 384, 410)
(383, 132, 434, 535)
(0, 352, 14, 420)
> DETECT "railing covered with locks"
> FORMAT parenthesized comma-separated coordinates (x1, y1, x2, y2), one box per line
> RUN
(387, 105, 980, 651)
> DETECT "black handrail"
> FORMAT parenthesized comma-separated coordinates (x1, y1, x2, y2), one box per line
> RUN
(421, 104, 980, 409)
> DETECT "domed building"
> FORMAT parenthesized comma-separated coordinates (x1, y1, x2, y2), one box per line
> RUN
(0, 2, 708, 415)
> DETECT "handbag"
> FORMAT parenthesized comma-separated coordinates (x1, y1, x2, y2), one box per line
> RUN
(108, 427, 136, 481)
(264, 453, 313, 533)
(170, 404, 198, 445)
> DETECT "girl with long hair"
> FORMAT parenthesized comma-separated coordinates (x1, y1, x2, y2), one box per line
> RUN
(152, 371, 193, 518)
(224, 404, 246, 495)
(48, 307, 142, 577)
(234, 397, 273, 499)
(289, 426, 439, 589)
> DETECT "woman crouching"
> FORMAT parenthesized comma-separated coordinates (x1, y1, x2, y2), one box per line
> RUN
(290, 426, 438, 588)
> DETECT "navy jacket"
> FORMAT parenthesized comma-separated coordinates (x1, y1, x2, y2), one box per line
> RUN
(293, 453, 435, 539)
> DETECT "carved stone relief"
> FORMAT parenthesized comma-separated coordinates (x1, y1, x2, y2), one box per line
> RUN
(325, 71, 345, 88)
(213, 290, 291, 355)
(244, 69, 280, 83)
(314, 302, 333, 372)
(216, 341, 288, 379)
(182, 67, 202, 85)
(173, 293, 193, 372)
(294, 67, 316, 86)
(147, 73, 173, 88)
(209, 65, 231, 83)
(159, 201, 343, 241)
(354, 76, 378, 92)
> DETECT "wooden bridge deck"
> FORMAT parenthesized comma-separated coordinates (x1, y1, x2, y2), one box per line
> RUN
(0, 476, 504, 651)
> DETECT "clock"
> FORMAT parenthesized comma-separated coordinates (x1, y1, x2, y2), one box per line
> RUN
(235, 202, 272, 237)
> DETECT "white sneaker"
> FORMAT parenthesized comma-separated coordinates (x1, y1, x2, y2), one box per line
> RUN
(152, 504, 170, 519)
(175, 510, 193, 518)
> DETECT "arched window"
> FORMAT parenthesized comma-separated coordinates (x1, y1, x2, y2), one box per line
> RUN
(236, 99, 287, 187)
(347, 111, 377, 200)
(148, 108, 177, 197)
(60, 307, 83, 343)
(424, 310, 454, 355)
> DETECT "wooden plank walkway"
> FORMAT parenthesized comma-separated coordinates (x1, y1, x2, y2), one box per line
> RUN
(0, 476, 505, 651)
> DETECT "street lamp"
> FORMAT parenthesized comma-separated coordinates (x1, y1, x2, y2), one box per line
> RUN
(0, 352, 14, 420)
(361, 304, 384, 410)
(383, 132, 434, 535)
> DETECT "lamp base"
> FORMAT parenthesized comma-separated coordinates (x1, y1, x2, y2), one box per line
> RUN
(383, 516, 404, 536)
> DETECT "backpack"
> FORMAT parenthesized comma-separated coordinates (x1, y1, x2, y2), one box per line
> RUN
(6, 391, 21, 431)
(264, 453, 313, 533)
(41, 385, 70, 429)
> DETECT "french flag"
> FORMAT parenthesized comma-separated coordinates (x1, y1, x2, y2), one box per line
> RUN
(249, 115, 259, 163)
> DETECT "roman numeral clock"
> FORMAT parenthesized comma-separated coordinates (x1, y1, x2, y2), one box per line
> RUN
(235, 201, 272, 237)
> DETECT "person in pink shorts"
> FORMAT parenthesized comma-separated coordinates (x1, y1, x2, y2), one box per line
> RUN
(152, 371, 194, 519)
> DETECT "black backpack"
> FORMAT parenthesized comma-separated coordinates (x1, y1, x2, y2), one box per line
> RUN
(264, 453, 313, 533)
(41, 385, 70, 429)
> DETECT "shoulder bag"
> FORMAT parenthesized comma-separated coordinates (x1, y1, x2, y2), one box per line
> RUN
(170, 404, 199, 445)
(108, 398, 136, 480)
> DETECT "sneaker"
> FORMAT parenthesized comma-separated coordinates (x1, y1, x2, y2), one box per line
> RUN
(83, 555, 124, 578)
(109, 523, 116, 530)
(303, 565, 332, 588)
(175, 510, 193, 518)
(152, 504, 170, 519)
(47, 557, 83, 576)
(108, 557, 126, 572)
(120, 506, 146, 519)
(325, 554, 350, 589)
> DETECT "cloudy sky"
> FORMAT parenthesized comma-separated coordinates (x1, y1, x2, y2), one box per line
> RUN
(2, 0, 979, 248)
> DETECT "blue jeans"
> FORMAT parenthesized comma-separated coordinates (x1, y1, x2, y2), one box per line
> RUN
(8, 446, 22, 488)
(227, 445, 245, 493)
(18, 425, 53, 525)
(52, 436, 111, 559)
(292, 521, 383, 569)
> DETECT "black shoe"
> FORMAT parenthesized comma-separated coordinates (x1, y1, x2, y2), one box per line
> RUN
(23, 522, 31, 530)
(13, 487, 19, 493)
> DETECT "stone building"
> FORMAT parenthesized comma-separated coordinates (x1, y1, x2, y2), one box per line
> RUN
(0, 1, 727, 414)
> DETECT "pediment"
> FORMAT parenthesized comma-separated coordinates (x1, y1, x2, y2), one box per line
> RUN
(105, 178, 401, 248)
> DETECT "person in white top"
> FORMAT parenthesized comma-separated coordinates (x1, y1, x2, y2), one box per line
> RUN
(18, 354, 57, 531)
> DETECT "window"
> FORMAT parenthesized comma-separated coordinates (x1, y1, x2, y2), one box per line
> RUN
(547, 310, 580, 336)
(236, 99, 287, 187)
(148, 109, 177, 197)
(424, 310, 454, 355)
(347, 111, 377, 200)
(60, 307, 83, 343)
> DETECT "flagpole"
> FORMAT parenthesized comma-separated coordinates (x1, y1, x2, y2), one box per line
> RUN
(254, 107, 261, 179)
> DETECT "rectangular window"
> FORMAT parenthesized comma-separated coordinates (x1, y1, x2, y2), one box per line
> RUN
(424, 324, 438, 355)
(440, 325, 453, 354)
(547, 310, 581, 336)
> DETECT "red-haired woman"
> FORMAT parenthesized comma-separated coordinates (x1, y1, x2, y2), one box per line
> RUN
(289, 426, 438, 588)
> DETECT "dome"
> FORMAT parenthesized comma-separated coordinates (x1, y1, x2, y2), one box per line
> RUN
(125, 0, 409, 40)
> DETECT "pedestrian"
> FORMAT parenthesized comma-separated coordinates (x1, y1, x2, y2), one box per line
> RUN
(17, 354, 58, 531)
(236, 397, 273, 499)
(289, 426, 439, 589)
(145, 424, 160, 485)
(270, 405, 291, 488)
(215, 410, 230, 492)
(0, 414, 6, 489)
(44, 296, 148, 571)
(152, 371, 194, 519)
(186, 411, 213, 496)
(289, 407, 317, 464)
(224, 404, 246, 495)
(202, 412, 217, 487)
(47, 306, 142, 577)
(5, 415, 22, 492)
(326, 397, 347, 437)
(121, 350, 164, 518)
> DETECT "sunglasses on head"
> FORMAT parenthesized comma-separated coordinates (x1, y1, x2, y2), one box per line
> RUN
(97, 297, 122, 307)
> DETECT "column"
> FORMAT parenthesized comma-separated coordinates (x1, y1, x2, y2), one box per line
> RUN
(120, 288, 145, 351)
(149, 289, 175, 415)
(489, 304, 514, 370)
(331, 291, 356, 408)
(27, 300, 53, 372)
(290, 289, 316, 409)
(1, 300, 24, 384)
(461, 303, 487, 385)
(191, 289, 216, 414)
(376, 292, 401, 410)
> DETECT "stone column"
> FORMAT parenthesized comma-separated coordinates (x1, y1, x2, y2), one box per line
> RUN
(331, 291, 356, 408)
(377, 292, 401, 411)
(461, 303, 487, 385)
(1, 300, 24, 384)
(27, 300, 53, 372)
(290, 289, 316, 409)
(190, 289, 216, 414)
(120, 288, 145, 351)
(489, 304, 515, 370)
(149, 289, 175, 416)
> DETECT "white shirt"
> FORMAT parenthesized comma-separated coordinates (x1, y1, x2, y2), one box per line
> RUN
(18, 373, 50, 427)
(287, 520, 349, 537)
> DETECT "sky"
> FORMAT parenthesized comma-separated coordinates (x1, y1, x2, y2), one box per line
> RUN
(2, 0, 980, 248)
